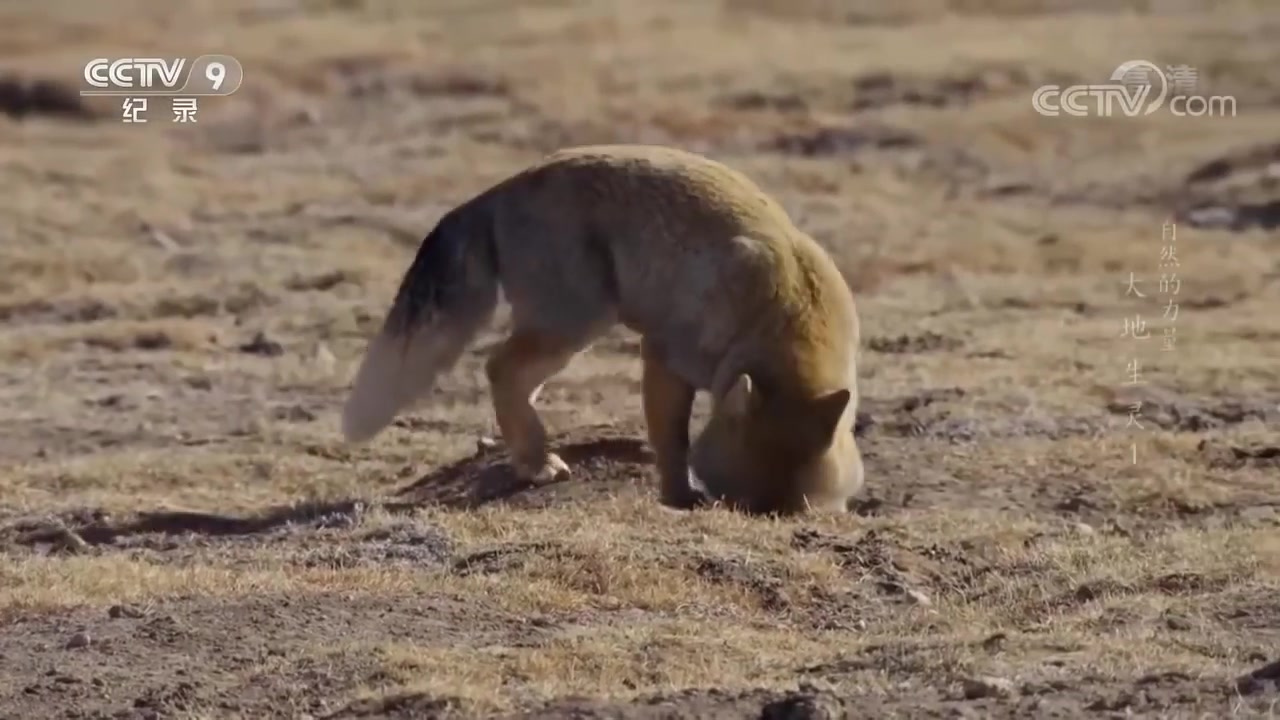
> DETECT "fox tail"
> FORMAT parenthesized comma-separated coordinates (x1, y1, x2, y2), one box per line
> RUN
(341, 207, 498, 443)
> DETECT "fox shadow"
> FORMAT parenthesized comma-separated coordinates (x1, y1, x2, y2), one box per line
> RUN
(2, 418, 896, 552)
(1, 425, 660, 551)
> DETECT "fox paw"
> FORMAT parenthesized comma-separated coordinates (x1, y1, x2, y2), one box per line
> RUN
(515, 453, 571, 485)
(659, 488, 705, 511)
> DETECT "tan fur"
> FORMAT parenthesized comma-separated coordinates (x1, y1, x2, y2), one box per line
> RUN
(341, 144, 863, 514)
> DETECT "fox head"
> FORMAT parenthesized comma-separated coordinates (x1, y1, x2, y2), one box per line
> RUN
(688, 372, 863, 514)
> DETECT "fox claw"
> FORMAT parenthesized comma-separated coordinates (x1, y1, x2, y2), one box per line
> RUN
(517, 452, 571, 485)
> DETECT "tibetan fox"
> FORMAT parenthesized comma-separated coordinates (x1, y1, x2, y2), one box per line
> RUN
(341, 144, 863, 514)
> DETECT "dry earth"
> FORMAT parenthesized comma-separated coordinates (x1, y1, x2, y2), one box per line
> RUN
(2, 0, 1279, 718)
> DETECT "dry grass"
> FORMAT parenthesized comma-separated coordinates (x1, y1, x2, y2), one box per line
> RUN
(2, 0, 1279, 717)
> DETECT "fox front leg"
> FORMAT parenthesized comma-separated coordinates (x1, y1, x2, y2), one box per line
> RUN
(485, 330, 577, 484)
(640, 338, 704, 509)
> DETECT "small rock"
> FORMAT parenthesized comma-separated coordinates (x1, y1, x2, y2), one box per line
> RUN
(981, 178, 1034, 197)
(108, 604, 145, 619)
(140, 221, 181, 251)
(905, 588, 932, 606)
(1235, 659, 1280, 695)
(316, 512, 358, 530)
(1073, 522, 1095, 536)
(981, 632, 1008, 651)
(272, 404, 317, 423)
(963, 676, 1016, 700)
(1165, 615, 1192, 631)
(853, 411, 875, 436)
(133, 331, 173, 350)
(238, 331, 284, 356)
(1184, 205, 1237, 229)
(291, 107, 321, 125)
(476, 436, 498, 452)
(66, 632, 91, 649)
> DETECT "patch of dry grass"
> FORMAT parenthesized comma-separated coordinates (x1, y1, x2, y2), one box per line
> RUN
(8, 498, 1275, 713)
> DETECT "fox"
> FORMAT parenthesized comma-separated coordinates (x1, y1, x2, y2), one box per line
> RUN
(340, 144, 864, 514)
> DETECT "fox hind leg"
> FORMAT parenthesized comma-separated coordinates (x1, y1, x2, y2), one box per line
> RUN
(485, 329, 590, 484)
(641, 338, 703, 509)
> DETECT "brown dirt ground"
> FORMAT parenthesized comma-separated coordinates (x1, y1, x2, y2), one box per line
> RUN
(3, 1, 1280, 718)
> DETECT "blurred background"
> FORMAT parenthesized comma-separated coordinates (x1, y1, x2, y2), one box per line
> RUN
(5, 1, 1278, 277)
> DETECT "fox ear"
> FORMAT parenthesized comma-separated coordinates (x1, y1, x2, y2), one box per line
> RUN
(811, 388, 851, 438)
(721, 373, 755, 418)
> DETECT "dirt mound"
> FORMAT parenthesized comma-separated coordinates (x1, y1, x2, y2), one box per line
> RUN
(329, 671, 1280, 720)
(2, 425, 657, 556)
(334, 686, 855, 719)
(395, 424, 656, 510)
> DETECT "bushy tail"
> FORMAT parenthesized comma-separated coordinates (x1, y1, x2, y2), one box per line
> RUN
(341, 208, 498, 443)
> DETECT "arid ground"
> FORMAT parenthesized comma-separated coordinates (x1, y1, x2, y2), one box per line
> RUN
(2, 1, 1279, 718)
